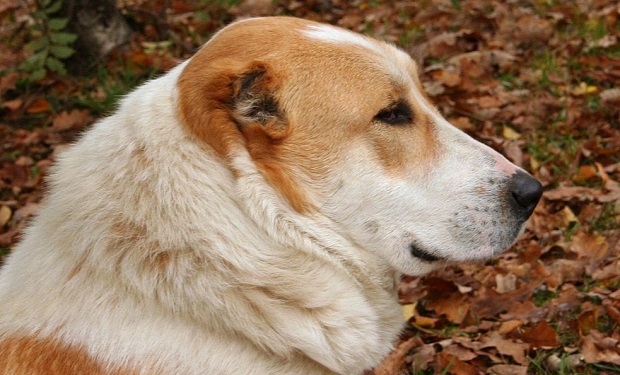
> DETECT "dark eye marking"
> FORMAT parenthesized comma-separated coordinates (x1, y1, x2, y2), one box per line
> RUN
(374, 100, 413, 126)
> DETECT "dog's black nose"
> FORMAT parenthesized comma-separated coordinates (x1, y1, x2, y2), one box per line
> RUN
(509, 170, 543, 217)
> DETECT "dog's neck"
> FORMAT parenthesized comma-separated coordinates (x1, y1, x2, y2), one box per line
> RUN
(229, 146, 400, 293)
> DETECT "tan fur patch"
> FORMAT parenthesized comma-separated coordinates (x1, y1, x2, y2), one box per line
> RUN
(367, 108, 438, 176)
(176, 27, 313, 213)
(0, 336, 138, 375)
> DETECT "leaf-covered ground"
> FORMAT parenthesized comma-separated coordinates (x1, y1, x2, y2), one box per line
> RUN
(1, 1, 619, 374)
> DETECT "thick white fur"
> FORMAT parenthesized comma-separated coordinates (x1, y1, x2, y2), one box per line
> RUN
(0, 58, 401, 375)
(0, 17, 531, 375)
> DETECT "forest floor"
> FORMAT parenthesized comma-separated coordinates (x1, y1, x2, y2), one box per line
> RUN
(1, 1, 619, 374)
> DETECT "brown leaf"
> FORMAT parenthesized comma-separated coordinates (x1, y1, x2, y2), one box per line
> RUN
(25, 98, 51, 114)
(517, 320, 559, 349)
(544, 185, 620, 203)
(373, 336, 421, 375)
(487, 364, 528, 375)
(427, 294, 470, 324)
(582, 330, 620, 365)
(413, 314, 439, 328)
(514, 15, 552, 44)
(479, 96, 502, 109)
(408, 343, 436, 372)
(544, 186, 598, 201)
(471, 284, 538, 320)
(481, 332, 529, 365)
(0, 72, 18, 92)
(578, 310, 599, 336)
(572, 165, 598, 183)
(592, 259, 620, 281)
(432, 67, 462, 87)
(570, 232, 609, 261)
(442, 344, 478, 362)
(52, 110, 93, 132)
(500, 300, 546, 321)
(436, 352, 478, 375)
(1, 98, 22, 111)
(604, 303, 620, 325)
(449, 117, 475, 132)
(498, 320, 524, 335)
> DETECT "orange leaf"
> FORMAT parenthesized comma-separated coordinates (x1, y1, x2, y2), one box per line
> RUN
(436, 352, 478, 375)
(52, 110, 93, 132)
(1, 98, 22, 111)
(518, 320, 558, 349)
(427, 293, 470, 324)
(26, 98, 51, 114)
(578, 310, 598, 336)
(572, 165, 597, 182)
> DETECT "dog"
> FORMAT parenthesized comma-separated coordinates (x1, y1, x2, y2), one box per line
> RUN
(0, 17, 542, 375)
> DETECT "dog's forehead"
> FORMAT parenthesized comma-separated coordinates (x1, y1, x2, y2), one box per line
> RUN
(300, 23, 416, 88)
(302, 24, 385, 55)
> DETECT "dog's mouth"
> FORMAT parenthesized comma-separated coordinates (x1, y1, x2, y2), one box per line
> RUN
(409, 242, 442, 262)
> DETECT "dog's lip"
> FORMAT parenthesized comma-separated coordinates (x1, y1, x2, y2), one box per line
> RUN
(409, 243, 442, 262)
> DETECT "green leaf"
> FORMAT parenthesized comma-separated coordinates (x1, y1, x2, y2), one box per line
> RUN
(27, 51, 47, 65)
(38, 0, 52, 9)
(50, 32, 77, 45)
(19, 60, 34, 71)
(32, 10, 47, 20)
(50, 45, 74, 59)
(48, 17, 69, 31)
(30, 68, 47, 81)
(46, 56, 67, 74)
(44, 0, 63, 14)
(26, 38, 48, 52)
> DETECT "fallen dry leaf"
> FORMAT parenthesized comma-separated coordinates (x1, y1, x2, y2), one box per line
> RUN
(436, 352, 478, 375)
(25, 98, 51, 114)
(373, 337, 420, 375)
(582, 330, 620, 365)
(52, 109, 93, 132)
(487, 364, 528, 375)
(481, 331, 529, 365)
(516, 320, 559, 350)
(572, 165, 598, 182)
(1, 98, 22, 111)
(0, 205, 11, 227)
(495, 272, 517, 294)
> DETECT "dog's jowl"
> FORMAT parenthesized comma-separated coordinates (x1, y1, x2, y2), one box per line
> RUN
(0, 17, 542, 375)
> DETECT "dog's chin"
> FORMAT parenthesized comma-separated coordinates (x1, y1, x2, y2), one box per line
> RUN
(407, 229, 525, 266)
(406, 241, 489, 265)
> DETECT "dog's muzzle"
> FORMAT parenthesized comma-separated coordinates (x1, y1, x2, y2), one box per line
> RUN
(408, 169, 542, 264)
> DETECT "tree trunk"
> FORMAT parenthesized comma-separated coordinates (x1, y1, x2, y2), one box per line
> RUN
(62, 0, 132, 72)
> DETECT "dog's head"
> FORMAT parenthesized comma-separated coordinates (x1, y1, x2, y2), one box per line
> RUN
(177, 17, 542, 276)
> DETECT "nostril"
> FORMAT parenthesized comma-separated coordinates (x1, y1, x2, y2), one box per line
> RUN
(510, 170, 543, 215)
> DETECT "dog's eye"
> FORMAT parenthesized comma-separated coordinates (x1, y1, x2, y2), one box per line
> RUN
(374, 102, 412, 125)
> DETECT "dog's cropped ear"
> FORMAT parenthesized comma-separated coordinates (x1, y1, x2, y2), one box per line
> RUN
(177, 59, 287, 158)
